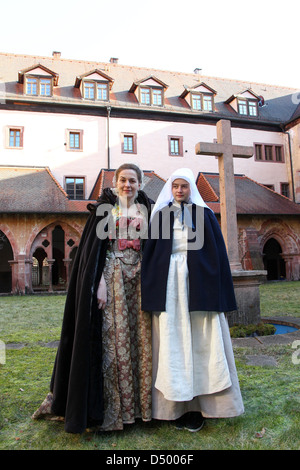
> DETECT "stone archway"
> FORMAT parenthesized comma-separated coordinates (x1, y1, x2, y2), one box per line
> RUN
(52, 225, 66, 287)
(30, 221, 81, 292)
(32, 247, 49, 289)
(263, 238, 286, 280)
(0, 230, 14, 293)
(259, 219, 300, 281)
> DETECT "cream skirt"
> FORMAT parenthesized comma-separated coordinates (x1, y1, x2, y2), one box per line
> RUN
(152, 250, 244, 420)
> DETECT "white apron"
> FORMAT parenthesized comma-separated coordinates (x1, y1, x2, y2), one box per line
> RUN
(154, 216, 232, 401)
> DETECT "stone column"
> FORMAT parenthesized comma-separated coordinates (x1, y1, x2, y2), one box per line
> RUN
(47, 259, 55, 293)
(8, 260, 18, 294)
(63, 258, 72, 290)
(281, 253, 297, 280)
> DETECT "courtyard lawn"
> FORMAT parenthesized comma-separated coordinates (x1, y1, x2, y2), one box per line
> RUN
(0, 281, 299, 451)
(259, 280, 300, 318)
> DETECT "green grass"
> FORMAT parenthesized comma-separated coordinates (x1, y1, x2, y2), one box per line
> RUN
(259, 280, 300, 318)
(0, 282, 300, 450)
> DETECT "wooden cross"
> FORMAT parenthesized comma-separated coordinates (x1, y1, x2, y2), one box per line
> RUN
(195, 119, 253, 271)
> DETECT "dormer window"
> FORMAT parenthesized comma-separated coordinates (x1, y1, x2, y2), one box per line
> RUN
(26, 77, 37, 95)
(25, 77, 52, 96)
(140, 87, 150, 105)
(83, 82, 95, 99)
(226, 89, 260, 117)
(18, 64, 58, 97)
(181, 82, 216, 112)
(140, 86, 163, 106)
(97, 83, 108, 100)
(130, 76, 168, 107)
(152, 88, 163, 106)
(248, 100, 258, 116)
(75, 69, 114, 102)
(191, 92, 214, 111)
(83, 81, 109, 101)
(238, 98, 258, 116)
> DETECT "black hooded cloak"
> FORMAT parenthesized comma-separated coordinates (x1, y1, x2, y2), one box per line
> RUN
(141, 204, 237, 313)
(49, 188, 153, 433)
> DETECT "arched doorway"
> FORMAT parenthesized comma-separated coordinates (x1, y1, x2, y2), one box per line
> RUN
(0, 230, 13, 293)
(263, 238, 286, 280)
(52, 225, 66, 288)
(30, 221, 82, 292)
(32, 247, 49, 289)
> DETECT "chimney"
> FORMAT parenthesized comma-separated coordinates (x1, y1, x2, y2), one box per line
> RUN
(52, 51, 61, 59)
(110, 57, 119, 64)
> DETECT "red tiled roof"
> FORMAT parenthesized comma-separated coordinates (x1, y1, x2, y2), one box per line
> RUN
(0, 166, 91, 213)
(0, 166, 166, 214)
(196, 173, 219, 202)
(198, 173, 300, 215)
(1, 165, 299, 216)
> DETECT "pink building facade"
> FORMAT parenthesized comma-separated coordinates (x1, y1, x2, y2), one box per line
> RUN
(0, 52, 299, 293)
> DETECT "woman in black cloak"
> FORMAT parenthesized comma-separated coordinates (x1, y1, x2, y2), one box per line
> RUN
(32, 163, 153, 433)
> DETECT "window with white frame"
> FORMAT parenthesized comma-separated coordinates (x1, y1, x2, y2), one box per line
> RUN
(6, 126, 24, 148)
(238, 98, 258, 116)
(66, 130, 83, 151)
(168, 136, 183, 156)
(139, 86, 163, 106)
(25, 76, 52, 96)
(97, 83, 108, 100)
(65, 177, 85, 199)
(191, 92, 214, 111)
(121, 133, 137, 154)
(83, 81, 109, 101)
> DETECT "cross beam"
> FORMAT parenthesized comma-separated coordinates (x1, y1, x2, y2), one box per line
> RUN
(195, 119, 253, 270)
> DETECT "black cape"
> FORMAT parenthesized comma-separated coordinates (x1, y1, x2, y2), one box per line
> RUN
(141, 204, 237, 313)
(49, 188, 153, 433)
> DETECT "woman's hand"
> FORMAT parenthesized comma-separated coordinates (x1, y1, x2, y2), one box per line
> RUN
(97, 275, 107, 310)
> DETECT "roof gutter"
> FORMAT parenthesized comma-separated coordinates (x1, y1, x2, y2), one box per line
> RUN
(281, 127, 296, 202)
(106, 106, 111, 169)
(3, 98, 284, 132)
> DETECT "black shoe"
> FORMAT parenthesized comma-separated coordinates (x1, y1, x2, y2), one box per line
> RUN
(174, 414, 188, 430)
(184, 412, 204, 432)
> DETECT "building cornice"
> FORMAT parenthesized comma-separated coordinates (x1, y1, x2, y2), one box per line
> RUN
(1, 98, 284, 132)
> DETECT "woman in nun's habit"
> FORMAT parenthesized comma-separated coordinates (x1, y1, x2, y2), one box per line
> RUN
(141, 168, 244, 432)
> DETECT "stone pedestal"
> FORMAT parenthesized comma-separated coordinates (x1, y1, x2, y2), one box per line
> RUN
(227, 269, 267, 327)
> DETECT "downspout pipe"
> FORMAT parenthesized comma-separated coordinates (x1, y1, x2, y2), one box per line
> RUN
(107, 106, 111, 169)
(283, 128, 296, 202)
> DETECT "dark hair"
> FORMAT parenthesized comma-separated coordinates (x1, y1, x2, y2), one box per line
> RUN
(114, 163, 143, 184)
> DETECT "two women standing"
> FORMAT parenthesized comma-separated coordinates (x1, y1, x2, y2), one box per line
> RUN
(32, 164, 243, 434)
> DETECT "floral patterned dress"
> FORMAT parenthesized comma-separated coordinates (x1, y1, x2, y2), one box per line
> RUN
(98, 202, 152, 431)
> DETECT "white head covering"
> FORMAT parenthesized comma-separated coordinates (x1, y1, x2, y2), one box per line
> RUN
(150, 168, 210, 221)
